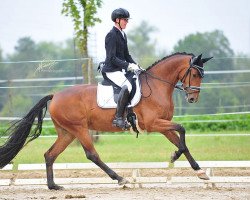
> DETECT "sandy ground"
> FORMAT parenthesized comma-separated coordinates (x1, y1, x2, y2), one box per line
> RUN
(0, 168, 250, 200)
(0, 184, 250, 200)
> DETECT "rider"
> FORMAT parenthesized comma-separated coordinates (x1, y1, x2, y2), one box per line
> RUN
(101, 8, 141, 129)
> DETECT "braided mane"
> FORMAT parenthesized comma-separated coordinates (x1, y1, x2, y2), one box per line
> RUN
(146, 52, 194, 70)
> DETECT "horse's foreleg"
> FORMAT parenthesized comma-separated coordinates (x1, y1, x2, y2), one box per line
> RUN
(164, 130, 209, 180)
(78, 129, 129, 185)
(150, 119, 188, 160)
(164, 130, 198, 168)
(150, 119, 208, 178)
(44, 125, 75, 190)
(164, 124, 187, 162)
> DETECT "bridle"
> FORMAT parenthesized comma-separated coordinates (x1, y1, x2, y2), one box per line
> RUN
(141, 57, 204, 97)
(179, 58, 204, 94)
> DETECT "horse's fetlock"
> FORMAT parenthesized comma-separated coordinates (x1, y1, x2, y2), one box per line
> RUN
(192, 163, 201, 171)
(174, 150, 181, 159)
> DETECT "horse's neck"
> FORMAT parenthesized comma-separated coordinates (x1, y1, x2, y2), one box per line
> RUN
(141, 55, 191, 105)
(147, 56, 186, 88)
(139, 55, 191, 119)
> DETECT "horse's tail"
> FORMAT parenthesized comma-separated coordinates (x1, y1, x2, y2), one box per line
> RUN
(0, 94, 53, 168)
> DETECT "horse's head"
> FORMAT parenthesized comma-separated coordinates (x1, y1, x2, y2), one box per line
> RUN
(180, 54, 212, 103)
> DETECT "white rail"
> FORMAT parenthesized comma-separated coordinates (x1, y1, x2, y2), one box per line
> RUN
(1, 161, 250, 187)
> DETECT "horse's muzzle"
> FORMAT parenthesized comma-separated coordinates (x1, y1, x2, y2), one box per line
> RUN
(187, 97, 196, 103)
(185, 91, 199, 103)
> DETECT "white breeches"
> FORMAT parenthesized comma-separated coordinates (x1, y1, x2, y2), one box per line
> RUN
(105, 71, 132, 92)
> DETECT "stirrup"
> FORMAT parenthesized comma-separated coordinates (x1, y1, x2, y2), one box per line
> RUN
(112, 117, 131, 130)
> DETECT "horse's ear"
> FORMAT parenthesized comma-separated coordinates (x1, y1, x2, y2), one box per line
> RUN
(202, 57, 213, 63)
(197, 54, 202, 61)
(191, 54, 202, 65)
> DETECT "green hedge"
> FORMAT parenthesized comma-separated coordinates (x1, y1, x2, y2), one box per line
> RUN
(174, 113, 250, 132)
(1, 114, 249, 137)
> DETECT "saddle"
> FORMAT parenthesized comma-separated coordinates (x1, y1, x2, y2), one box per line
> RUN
(97, 74, 142, 109)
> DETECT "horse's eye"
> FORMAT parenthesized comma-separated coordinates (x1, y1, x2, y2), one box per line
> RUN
(192, 74, 198, 78)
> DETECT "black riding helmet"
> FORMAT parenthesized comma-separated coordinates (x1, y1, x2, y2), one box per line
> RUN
(111, 8, 130, 22)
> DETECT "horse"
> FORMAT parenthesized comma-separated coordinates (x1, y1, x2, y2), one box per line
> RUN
(0, 52, 212, 190)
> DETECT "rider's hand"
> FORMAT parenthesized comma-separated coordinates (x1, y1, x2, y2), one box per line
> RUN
(128, 63, 140, 72)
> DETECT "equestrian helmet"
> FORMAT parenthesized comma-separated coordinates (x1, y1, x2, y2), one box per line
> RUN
(111, 8, 130, 22)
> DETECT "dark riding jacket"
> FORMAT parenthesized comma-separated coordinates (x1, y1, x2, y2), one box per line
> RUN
(102, 26, 136, 72)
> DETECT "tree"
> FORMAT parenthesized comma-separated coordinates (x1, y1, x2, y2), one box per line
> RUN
(0, 47, 2, 61)
(62, 0, 102, 84)
(173, 30, 234, 73)
(62, 0, 102, 57)
(232, 53, 250, 112)
(127, 20, 167, 68)
(0, 37, 83, 117)
(174, 30, 234, 59)
(0, 46, 4, 79)
(0, 95, 32, 117)
(173, 30, 237, 115)
(5, 37, 38, 79)
(0, 47, 4, 111)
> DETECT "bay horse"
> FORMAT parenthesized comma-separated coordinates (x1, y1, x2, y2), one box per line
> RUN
(0, 52, 212, 190)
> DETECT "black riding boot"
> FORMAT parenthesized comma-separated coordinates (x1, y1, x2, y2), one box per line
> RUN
(112, 86, 131, 130)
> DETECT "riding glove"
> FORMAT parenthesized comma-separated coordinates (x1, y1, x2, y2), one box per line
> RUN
(128, 63, 140, 72)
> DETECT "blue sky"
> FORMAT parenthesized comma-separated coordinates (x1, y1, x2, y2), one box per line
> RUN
(0, 0, 250, 59)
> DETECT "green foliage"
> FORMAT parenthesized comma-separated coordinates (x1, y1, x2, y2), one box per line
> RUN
(232, 56, 250, 112)
(172, 30, 249, 115)
(127, 20, 167, 68)
(0, 37, 84, 117)
(0, 95, 32, 117)
(61, 0, 102, 56)
(174, 30, 234, 60)
(174, 113, 250, 132)
(0, 46, 3, 61)
(173, 30, 235, 82)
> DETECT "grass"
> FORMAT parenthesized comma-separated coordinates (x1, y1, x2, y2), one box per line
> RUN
(4, 131, 250, 169)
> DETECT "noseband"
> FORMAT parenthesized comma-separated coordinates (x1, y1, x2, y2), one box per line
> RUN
(142, 59, 204, 97)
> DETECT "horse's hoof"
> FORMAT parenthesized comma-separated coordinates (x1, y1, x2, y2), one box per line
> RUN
(197, 169, 210, 180)
(118, 178, 129, 185)
(48, 184, 64, 190)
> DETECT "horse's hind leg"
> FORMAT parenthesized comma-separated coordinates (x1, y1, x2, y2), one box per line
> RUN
(77, 128, 129, 185)
(164, 130, 209, 180)
(44, 121, 75, 190)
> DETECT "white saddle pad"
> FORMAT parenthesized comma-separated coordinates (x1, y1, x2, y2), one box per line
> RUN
(97, 78, 141, 108)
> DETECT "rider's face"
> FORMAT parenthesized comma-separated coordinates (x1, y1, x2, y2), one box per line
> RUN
(116, 18, 129, 29)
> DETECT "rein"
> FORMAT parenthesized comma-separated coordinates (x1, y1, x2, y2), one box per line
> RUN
(140, 62, 203, 97)
(143, 71, 184, 89)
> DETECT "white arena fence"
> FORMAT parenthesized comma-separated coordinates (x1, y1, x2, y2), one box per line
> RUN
(1, 161, 250, 188)
(0, 57, 250, 117)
